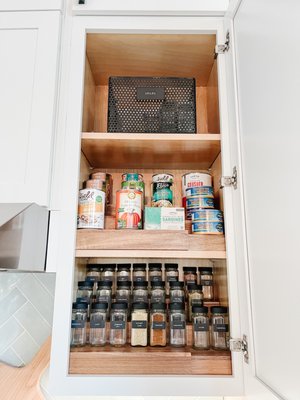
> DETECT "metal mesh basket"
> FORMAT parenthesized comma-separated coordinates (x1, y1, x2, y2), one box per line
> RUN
(108, 77, 196, 133)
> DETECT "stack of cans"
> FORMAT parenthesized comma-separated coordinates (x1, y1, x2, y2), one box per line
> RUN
(191, 209, 224, 235)
(186, 186, 215, 220)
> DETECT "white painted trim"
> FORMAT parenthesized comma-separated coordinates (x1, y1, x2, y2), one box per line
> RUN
(0, 0, 63, 12)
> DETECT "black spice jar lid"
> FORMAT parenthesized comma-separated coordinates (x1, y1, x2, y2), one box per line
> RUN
(151, 303, 166, 311)
(73, 301, 88, 309)
(187, 283, 203, 291)
(133, 281, 148, 288)
(117, 263, 131, 271)
(117, 281, 132, 288)
(151, 280, 165, 288)
(103, 264, 116, 271)
(149, 263, 162, 270)
(86, 264, 101, 272)
(78, 280, 94, 288)
(169, 280, 184, 288)
(132, 263, 147, 270)
(97, 280, 113, 288)
(198, 267, 213, 274)
(111, 302, 128, 310)
(165, 263, 178, 270)
(92, 302, 108, 310)
(192, 305, 208, 314)
(183, 266, 197, 273)
(132, 302, 148, 310)
(169, 302, 185, 311)
(211, 306, 228, 314)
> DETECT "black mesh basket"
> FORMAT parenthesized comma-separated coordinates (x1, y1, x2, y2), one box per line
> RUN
(108, 77, 196, 133)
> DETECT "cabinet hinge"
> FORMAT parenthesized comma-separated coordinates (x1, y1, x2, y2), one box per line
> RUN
(220, 166, 238, 190)
(214, 31, 230, 59)
(229, 335, 249, 363)
(78, 0, 85, 4)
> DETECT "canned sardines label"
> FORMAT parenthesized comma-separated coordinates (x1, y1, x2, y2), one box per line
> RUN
(186, 186, 214, 198)
(192, 221, 224, 234)
(186, 196, 214, 209)
(192, 209, 223, 222)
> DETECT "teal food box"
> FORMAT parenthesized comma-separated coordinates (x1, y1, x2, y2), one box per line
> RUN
(144, 207, 185, 230)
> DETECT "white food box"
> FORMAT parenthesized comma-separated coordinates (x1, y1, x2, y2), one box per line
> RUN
(144, 207, 185, 230)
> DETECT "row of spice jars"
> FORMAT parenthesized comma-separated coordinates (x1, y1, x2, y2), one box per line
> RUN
(71, 301, 229, 350)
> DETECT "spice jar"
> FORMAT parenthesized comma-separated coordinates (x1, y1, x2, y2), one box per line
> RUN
(132, 281, 148, 303)
(76, 280, 94, 302)
(187, 284, 203, 322)
(116, 281, 131, 305)
(183, 266, 197, 289)
(132, 263, 147, 282)
(76, 297, 91, 320)
(117, 263, 131, 282)
(70, 302, 87, 347)
(96, 281, 112, 317)
(169, 303, 186, 347)
(102, 264, 116, 294)
(86, 264, 101, 282)
(211, 306, 229, 350)
(131, 302, 148, 347)
(169, 281, 185, 304)
(192, 305, 210, 350)
(150, 303, 167, 347)
(89, 302, 108, 346)
(110, 302, 128, 346)
(198, 267, 214, 300)
(165, 263, 179, 295)
(148, 263, 162, 282)
(150, 281, 165, 304)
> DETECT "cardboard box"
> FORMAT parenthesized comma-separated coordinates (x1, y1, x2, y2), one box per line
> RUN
(144, 207, 185, 230)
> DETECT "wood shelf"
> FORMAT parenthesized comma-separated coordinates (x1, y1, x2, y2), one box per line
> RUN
(69, 345, 231, 375)
(75, 229, 226, 259)
(81, 133, 221, 169)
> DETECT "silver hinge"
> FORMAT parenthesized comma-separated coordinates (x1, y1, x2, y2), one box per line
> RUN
(214, 31, 230, 58)
(229, 335, 249, 363)
(220, 166, 238, 190)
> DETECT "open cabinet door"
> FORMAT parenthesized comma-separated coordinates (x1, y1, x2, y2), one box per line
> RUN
(223, 0, 300, 399)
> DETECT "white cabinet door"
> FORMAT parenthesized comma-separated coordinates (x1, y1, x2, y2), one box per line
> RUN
(227, 1, 300, 399)
(0, 11, 60, 206)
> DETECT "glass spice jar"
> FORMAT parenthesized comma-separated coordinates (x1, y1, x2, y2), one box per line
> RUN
(132, 281, 148, 303)
(198, 267, 214, 300)
(169, 303, 186, 347)
(192, 305, 210, 350)
(211, 306, 229, 350)
(131, 302, 148, 347)
(70, 302, 88, 347)
(76, 297, 91, 320)
(150, 281, 165, 304)
(187, 284, 203, 322)
(150, 303, 167, 347)
(132, 263, 147, 282)
(86, 264, 101, 282)
(165, 263, 179, 296)
(102, 264, 116, 294)
(169, 281, 185, 304)
(89, 302, 108, 346)
(116, 281, 131, 305)
(76, 280, 94, 303)
(183, 266, 197, 289)
(148, 263, 162, 282)
(117, 263, 131, 282)
(96, 281, 112, 317)
(110, 302, 128, 346)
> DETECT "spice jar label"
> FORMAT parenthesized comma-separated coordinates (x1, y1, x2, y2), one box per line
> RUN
(86, 276, 98, 283)
(194, 322, 209, 332)
(133, 295, 147, 303)
(116, 295, 129, 303)
(213, 324, 229, 332)
(117, 276, 129, 282)
(171, 296, 184, 303)
(167, 276, 178, 282)
(111, 321, 126, 329)
(186, 279, 196, 285)
(98, 295, 110, 303)
(71, 320, 85, 328)
(90, 320, 105, 328)
(191, 299, 203, 306)
(132, 320, 147, 329)
(151, 296, 164, 303)
(150, 276, 161, 282)
(201, 280, 213, 286)
(134, 276, 146, 282)
(152, 321, 166, 330)
(102, 277, 113, 282)
(171, 321, 186, 330)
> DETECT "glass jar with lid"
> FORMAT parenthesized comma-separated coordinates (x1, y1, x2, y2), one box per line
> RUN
(165, 263, 179, 295)
(150, 303, 167, 347)
(89, 302, 108, 346)
(86, 264, 101, 282)
(132, 281, 148, 303)
(169, 281, 185, 304)
(101, 264, 116, 294)
(183, 266, 197, 290)
(109, 302, 128, 346)
(169, 303, 186, 347)
(117, 263, 131, 282)
(96, 281, 112, 317)
(148, 263, 162, 283)
(76, 280, 94, 303)
(198, 267, 214, 300)
(70, 302, 88, 347)
(131, 302, 148, 347)
(150, 281, 165, 304)
(116, 281, 131, 305)
(192, 305, 210, 349)
(76, 297, 91, 320)
(132, 263, 147, 282)
(187, 284, 203, 322)
(211, 306, 229, 350)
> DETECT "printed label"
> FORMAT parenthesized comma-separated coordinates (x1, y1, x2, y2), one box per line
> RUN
(150, 275, 161, 282)
(132, 320, 147, 329)
(152, 321, 166, 330)
(98, 295, 110, 303)
(117, 276, 129, 282)
(213, 324, 229, 332)
(137, 87, 165, 100)
(194, 322, 209, 332)
(116, 296, 129, 303)
(167, 276, 178, 282)
(186, 279, 196, 285)
(71, 320, 85, 329)
(151, 296, 164, 304)
(201, 280, 213, 286)
(134, 276, 146, 282)
(90, 320, 105, 329)
(133, 295, 147, 303)
(191, 299, 203, 306)
(85, 276, 98, 283)
(171, 321, 186, 330)
(111, 321, 126, 330)
(171, 296, 185, 304)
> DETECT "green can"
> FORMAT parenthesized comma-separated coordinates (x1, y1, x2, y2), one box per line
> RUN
(151, 173, 174, 207)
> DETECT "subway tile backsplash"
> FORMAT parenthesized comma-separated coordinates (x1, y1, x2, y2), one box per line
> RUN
(0, 273, 55, 367)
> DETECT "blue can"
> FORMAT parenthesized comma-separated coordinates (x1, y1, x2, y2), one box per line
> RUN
(192, 209, 223, 222)
(192, 221, 224, 234)
(186, 196, 214, 209)
(186, 186, 214, 198)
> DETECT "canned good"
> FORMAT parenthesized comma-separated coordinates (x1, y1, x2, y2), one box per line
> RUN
(151, 174, 174, 207)
(121, 180, 145, 196)
(186, 196, 214, 210)
(122, 173, 143, 182)
(90, 172, 113, 206)
(182, 172, 212, 207)
(192, 209, 223, 222)
(186, 186, 214, 198)
(116, 189, 143, 229)
(91, 171, 106, 181)
(78, 189, 105, 229)
(192, 221, 224, 234)
(85, 179, 105, 190)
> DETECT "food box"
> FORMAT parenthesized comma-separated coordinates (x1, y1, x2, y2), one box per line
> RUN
(144, 207, 185, 230)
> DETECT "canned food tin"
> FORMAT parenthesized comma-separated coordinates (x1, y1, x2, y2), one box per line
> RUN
(116, 189, 143, 229)
(182, 172, 212, 207)
(122, 173, 143, 182)
(186, 186, 214, 198)
(77, 189, 105, 229)
(186, 196, 214, 209)
(152, 173, 174, 183)
(151, 181, 173, 207)
(90, 171, 106, 181)
(192, 209, 223, 222)
(85, 179, 105, 190)
(89, 172, 113, 205)
(192, 221, 224, 234)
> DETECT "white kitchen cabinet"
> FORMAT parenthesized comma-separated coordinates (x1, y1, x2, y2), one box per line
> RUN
(0, 11, 61, 206)
(47, 0, 300, 398)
